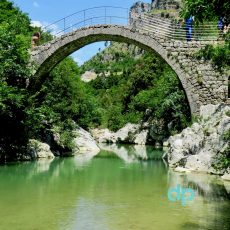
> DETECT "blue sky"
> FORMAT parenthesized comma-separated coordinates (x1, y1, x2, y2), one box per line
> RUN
(12, 0, 151, 65)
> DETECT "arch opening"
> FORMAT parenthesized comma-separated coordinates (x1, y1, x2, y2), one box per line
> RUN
(30, 25, 196, 115)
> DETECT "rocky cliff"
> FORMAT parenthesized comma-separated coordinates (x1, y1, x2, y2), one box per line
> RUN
(166, 104, 230, 177)
(91, 120, 165, 147)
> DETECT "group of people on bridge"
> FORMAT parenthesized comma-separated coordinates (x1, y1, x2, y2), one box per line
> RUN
(185, 15, 229, 42)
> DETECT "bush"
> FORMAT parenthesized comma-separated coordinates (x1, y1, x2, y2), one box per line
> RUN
(195, 40, 230, 70)
(212, 130, 230, 171)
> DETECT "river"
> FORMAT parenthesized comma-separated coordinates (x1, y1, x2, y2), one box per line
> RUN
(0, 144, 229, 230)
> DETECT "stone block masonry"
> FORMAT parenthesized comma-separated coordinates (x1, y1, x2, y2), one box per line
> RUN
(30, 24, 229, 116)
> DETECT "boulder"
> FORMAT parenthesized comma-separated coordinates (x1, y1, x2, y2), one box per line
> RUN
(222, 173, 230, 181)
(92, 123, 149, 145)
(91, 128, 117, 143)
(73, 127, 100, 155)
(134, 130, 148, 145)
(167, 104, 230, 174)
(115, 123, 140, 142)
(28, 139, 55, 159)
(200, 104, 219, 119)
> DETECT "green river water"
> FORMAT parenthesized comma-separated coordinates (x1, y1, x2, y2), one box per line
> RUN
(0, 144, 230, 230)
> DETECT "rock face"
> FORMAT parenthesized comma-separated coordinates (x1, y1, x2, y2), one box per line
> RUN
(167, 104, 230, 174)
(81, 71, 97, 82)
(28, 139, 55, 159)
(130, 1, 151, 16)
(92, 123, 150, 145)
(92, 121, 167, 146)
(73, 127, 100, 155)
(222, 168, 230, 181)
(222, 173, 230, 181)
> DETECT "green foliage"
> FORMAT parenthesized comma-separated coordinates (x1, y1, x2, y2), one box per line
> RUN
(0, 1, 33, 162)
(181, 0, 230, 72)
(195, 41, 230, 70)
(52, 124, 76, 151)
(0, 1, 99, 161)
(180, 0, 230, 23)
(82, 43, 191, 134)
(0, 0, 31, 34)
(212, 129, 230, 171)
(25, 57, 100, 146)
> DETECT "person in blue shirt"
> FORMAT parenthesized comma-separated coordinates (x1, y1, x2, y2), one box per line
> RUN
(185, 16, 194, 41)
(217, 17, 224, 39)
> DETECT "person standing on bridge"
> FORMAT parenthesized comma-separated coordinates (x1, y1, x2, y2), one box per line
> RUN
(32, 32, 41, 48)
(217, 17, 224, 40)
(185, 16, 194, 42)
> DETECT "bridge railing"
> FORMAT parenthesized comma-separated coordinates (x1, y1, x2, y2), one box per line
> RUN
(43, 6, 129, 37)
(134, 14, 225, 41)
(42, 6, 227, 42)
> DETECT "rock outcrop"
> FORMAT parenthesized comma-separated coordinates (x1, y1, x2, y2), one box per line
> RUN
(166, 104, 230, 174)
(28, 139, 55, 159)
(222, 168, 230, 181)
(73, 127, 100, 155)
(92, 123, 150, 145)
(92, 120, 166, 146)
(81, 71, 97, 82)
(222, 172, 230, 181)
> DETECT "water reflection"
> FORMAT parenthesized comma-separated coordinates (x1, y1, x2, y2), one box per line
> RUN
(168, 169, 230, 201)
(168, 169, 230, 230)
(98, 143, 163, 162)
(0, 146, 229, 230)
(69, 198, 110, 230)
(74, 151, 98, 169)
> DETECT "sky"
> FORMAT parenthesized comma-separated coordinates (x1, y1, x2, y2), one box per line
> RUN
(12, 0, 152, 65)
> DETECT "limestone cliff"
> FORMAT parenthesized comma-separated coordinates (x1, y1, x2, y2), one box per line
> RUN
(166, 104, 230, 176)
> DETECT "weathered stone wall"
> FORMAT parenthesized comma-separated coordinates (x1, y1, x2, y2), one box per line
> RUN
(30, 25, 228, 116)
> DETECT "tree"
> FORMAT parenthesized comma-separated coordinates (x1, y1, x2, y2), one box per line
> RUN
(0, 1, 32, 162)
(180, 0, 230, 23)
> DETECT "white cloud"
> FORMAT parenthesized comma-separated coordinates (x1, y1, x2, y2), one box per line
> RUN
(30, 21, 62, 37)
(33, 1, 39, 8)
(73, 56, 84, 66)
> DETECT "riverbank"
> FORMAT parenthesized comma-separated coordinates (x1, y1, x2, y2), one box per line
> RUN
(2, 101, 229, 182)
(165, 104, 230, 179)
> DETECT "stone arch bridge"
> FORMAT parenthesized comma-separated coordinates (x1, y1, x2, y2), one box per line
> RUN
(31, 23, 228, 115)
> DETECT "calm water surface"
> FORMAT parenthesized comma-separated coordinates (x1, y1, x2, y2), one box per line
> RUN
(0, 144, 230, 230)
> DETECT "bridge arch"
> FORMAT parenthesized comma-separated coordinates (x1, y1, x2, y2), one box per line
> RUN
(30, 25, 228, 115)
